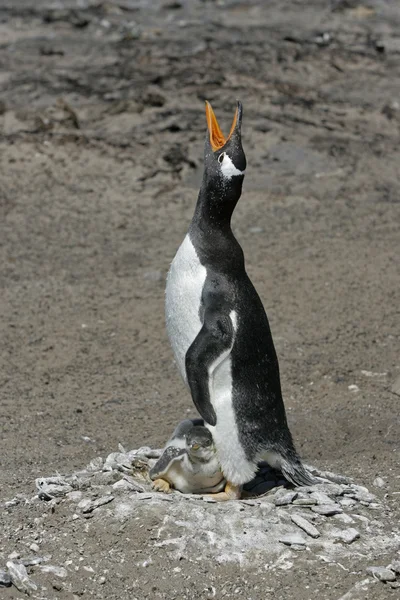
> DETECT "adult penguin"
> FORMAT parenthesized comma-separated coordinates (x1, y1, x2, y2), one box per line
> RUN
(165, 101, 314, 500)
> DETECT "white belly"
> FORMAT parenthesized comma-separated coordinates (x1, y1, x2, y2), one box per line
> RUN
(207, 342, 256, 486)
(166, 454, 225, 494)
(165, 234, 206, 383)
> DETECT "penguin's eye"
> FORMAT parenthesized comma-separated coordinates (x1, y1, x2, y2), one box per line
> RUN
(218, 152, 225, 164)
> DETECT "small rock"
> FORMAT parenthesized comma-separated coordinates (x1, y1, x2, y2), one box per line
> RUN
(279, 533, 307, 546)
(0, 571, 12, 588)
(291, 514, 320, 538)
(274, 491, 297, 506)
(333, 513, 354, 524)
(21, 556, 47, 567)
(310, 491, 333, 505)
(99, 576, 106, 584)
(292, 497, 317, 506)
(351, 491, 375, 503)
(103, 452, 132, 472)
(6, 561, 37, 594)
(388, 561, 400, 574)
(348, 384, 359, 392)
(312, 504, 343, 516)
(112, 479, 136, 492)
(339, 497, 356, 508)
(80, 495, 114, 513)
(121, 474, 146, 492)
(304, 482, 345, 497)
(87, 457, 103, 472)
(372, 477, 385, 488)
(333, 528, 360, 544)
(40, 565, 68, 578)
(366, 566, 396, 582)
(66, 491, 83, 502)
(391, 374, 400, 396)
(36, 477, 73, 500)
(29, 543, 40, 553)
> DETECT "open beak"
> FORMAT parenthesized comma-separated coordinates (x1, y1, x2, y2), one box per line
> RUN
(205, 101, 242, 152)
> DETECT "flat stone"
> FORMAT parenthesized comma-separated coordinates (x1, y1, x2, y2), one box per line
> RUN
(333, 528, 360, 544)
(339, 497, 356, 508)
(80, 495, 114, 513)
(6, 561, 38, 594)
(304, 483, 345, 497)
(292, 497, 317, 506)
(333, 513, 354, 524)
(291, 514, 320, 538)
(366, 566, 396, 582)
(274, 491, 297, 506)
(310, 491, 333, 505)
(312, 504, 343, 516)
(0, 571, 12, 588)
(279, 533, 307, 546)
(351, 491, 375, 503)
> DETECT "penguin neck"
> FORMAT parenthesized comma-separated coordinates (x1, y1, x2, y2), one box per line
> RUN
(191, 174, 243, 234)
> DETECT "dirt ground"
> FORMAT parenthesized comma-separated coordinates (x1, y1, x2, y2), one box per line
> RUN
(0, 0, 399, 598)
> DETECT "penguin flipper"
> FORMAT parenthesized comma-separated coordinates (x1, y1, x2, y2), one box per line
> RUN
(185, 310, 234, 427)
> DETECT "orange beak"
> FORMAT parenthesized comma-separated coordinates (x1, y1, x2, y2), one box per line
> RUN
(205, 101, 239, 152)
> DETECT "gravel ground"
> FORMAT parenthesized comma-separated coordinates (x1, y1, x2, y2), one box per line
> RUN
(0, 1, 399, 598)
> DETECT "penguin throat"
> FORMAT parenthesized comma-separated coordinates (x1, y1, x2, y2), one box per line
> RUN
(193, 176, 243, 229)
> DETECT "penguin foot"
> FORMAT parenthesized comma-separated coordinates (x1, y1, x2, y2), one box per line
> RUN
(204, 481, 242, 502)
(151, 478, 172, 494)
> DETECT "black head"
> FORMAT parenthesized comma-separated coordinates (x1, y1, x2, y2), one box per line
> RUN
(194, 101, 246, 226)
(204, 100, 246, 183)
(186, 426, 213, 451)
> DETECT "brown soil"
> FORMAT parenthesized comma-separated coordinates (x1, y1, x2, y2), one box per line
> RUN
(0, 1, 399, 598)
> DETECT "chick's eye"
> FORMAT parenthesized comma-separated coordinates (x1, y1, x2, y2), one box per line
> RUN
(218, 152, 225, 164)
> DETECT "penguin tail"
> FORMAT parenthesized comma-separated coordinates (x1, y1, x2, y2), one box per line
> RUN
(279, 458, 317, 487)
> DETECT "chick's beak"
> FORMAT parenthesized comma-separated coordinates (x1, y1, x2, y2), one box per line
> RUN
(205, 101, 241, 152)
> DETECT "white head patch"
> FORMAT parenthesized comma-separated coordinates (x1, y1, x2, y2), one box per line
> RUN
(219, 153, 245, 179)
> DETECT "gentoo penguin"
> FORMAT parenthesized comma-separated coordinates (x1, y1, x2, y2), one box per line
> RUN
(149, 419, 225, 494)
(165, 100, 314, 500)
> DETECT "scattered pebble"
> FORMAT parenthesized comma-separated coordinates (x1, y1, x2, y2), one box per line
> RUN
(29, 543, 40, 553)
(366, 566, 396, 582)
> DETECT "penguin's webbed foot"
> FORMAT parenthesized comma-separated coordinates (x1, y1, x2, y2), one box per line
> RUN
(151, 478, 172, 494)
(204, 481, 242, 502)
